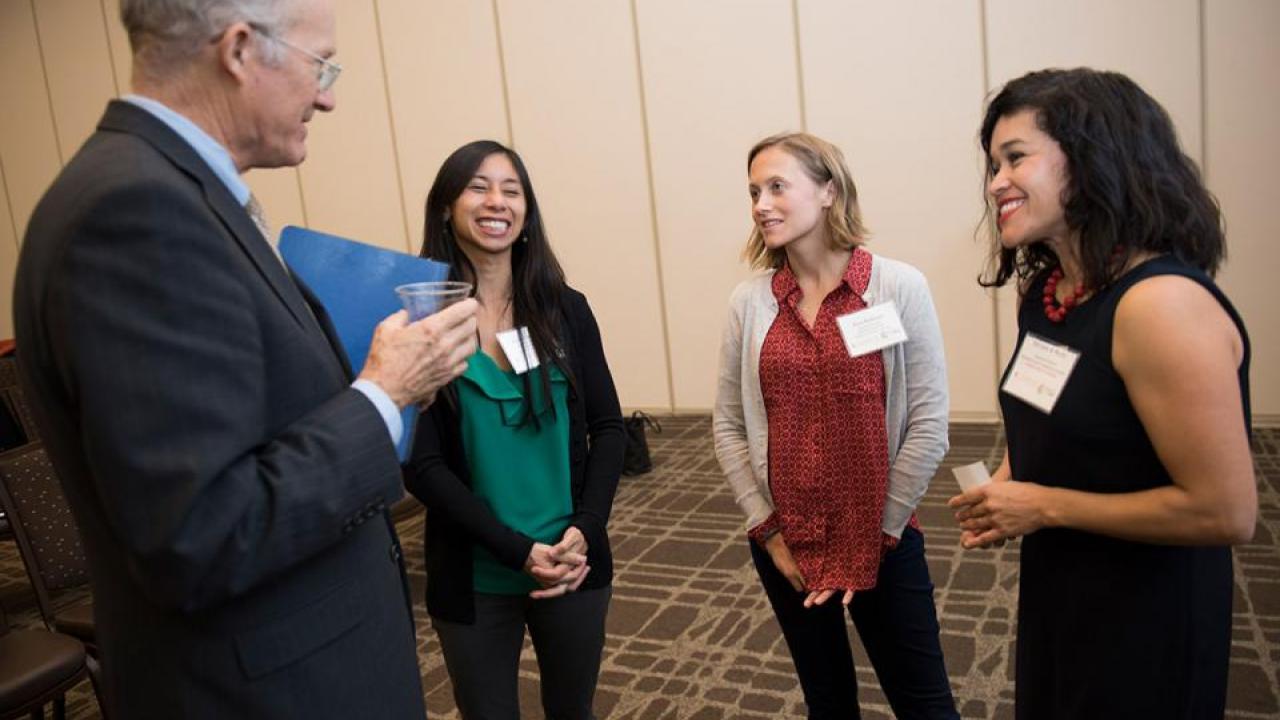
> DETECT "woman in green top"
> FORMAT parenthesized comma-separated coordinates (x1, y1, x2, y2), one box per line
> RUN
(405, 140, 626, 720)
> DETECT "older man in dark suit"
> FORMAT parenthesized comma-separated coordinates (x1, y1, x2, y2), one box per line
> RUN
(12, 0, 476, 716)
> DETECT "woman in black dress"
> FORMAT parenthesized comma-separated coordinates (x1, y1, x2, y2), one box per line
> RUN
(949, 68, 1256, 719)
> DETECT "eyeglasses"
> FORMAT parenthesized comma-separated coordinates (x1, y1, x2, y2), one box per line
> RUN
(250, 24, 342, 92)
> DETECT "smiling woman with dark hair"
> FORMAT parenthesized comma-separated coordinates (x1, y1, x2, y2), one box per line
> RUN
(404, 140, 626, 720)
(950, 68, 1256, 719)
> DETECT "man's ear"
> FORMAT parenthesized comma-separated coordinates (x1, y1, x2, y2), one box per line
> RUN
(214, 22, 256, 82)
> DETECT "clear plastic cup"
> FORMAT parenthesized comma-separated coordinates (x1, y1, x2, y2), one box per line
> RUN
(394, 281, 473, 321)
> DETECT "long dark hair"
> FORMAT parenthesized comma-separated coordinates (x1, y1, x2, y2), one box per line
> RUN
(422, 140, 569, 426)
(978, 68, 1224, 293)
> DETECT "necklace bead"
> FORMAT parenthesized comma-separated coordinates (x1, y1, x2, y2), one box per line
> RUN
(1043, 267, 1086, 323)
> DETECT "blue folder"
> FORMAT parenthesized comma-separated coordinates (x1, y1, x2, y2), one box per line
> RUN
(279, 225, 450, 462)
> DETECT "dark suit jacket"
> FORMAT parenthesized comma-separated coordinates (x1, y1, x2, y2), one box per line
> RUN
(404, 288, 626, 623)
(12, 101, 425, 718)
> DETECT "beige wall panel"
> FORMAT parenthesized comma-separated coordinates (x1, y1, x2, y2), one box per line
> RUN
(799, 0, 995, 419)
(984, 0, 1202, 372)
(1, 168, 18, 338)
(984, 0, 1201, 160)
(497, 0, 671, 410)
(102, 0, 131, 94)
(1205, 0, 1280, 419)
(637, 0, 802, 410)
(378, 0, 508, 254)
(34, 0, 120, 161)
(297, 0, 406, 251)
(0, 0, 62, 237)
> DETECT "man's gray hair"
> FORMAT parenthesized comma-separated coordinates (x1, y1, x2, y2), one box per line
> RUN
(122, 0, 294, 72)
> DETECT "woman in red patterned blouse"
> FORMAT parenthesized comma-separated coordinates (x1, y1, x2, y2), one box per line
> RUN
(714, 132, 957, 719)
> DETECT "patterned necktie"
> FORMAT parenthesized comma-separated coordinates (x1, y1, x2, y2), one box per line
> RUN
(244, 194, 284, 264)
(244, 193, 320, 329)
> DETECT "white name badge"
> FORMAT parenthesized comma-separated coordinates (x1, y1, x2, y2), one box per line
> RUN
(1001, 333, 1080, 414)
(496, 327, 540, 375)
(951, 461, 992, 492)
(836, 302, 909, 358)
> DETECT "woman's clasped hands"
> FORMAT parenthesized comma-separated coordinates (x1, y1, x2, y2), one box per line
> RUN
(524, 526, 590, 599)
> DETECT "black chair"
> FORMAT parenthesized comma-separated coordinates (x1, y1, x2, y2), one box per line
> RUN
(0, 394, 25, 455)
(0, 616, 88, 720)
(0, 359, 28, 537)
(1, 356, 38, 445)
(0, 355, 17, 391)
(0, 445, 107, 720)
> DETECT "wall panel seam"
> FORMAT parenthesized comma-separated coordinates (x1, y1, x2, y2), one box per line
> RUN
(30, 0, 66, 165)
(370, 0, 412, 252)
(293, 168, 310, 228)
(1198, 0, 1208, 179)
(629, 0, 676, 412)
(791, 0, 807, 132)
(99, 0, 123, 97)
(0, 155, 18, 248)
(491, 0, 515, 147)
(979, 0, 1001, 393)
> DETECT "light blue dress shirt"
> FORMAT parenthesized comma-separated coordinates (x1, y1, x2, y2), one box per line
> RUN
(121, 94, 403, 446)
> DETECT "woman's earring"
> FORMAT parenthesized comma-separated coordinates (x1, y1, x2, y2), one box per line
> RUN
(521, 233, 529, 243)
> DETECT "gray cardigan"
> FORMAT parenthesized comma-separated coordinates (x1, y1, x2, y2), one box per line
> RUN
(712, 252, 950, 538)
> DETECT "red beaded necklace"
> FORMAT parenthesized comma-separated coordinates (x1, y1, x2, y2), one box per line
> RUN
(1042, 246, 1126, 323)
(1042, 267, 1085, 323)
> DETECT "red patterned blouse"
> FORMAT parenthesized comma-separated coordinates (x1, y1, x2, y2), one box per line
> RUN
(754, 249, 904, 592)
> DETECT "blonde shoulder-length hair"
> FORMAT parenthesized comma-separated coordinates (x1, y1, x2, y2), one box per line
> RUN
(743, 132, 869, 270)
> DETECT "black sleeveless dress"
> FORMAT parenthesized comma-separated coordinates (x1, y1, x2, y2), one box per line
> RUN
(1001, 255, 1250, 719)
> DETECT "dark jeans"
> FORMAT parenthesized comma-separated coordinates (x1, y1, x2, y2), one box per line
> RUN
(750, 526, 958, 720)
(432, 586, 611, 720)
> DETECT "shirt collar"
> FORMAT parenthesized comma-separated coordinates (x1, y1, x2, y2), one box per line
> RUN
(842, 247, 872, 296)
(770, 248, 869, 304)
(770, 262, 799, 303)
(122, 94, 251, 206)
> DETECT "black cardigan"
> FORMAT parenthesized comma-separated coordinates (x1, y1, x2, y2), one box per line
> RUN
(404, 287, 626, 623)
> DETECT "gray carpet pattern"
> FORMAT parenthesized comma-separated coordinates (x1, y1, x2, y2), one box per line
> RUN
(2, 419, 1278, 718)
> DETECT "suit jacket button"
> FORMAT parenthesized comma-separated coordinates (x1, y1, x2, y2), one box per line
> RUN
(389, 544, 402, 563)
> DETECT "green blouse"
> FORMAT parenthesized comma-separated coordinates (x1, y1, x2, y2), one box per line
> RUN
(456, 350, 572, 594)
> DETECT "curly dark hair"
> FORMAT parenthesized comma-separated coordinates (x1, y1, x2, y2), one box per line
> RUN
(978, 68, 1224, 293)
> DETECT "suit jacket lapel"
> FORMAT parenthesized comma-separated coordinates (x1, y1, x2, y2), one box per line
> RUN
(291, 272, 356, 381)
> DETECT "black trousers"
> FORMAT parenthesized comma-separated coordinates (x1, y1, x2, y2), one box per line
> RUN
(432, 586, 611, 720)
(750, 526, 959, 720)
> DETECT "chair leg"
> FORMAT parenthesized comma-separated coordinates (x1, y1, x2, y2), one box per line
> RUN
(85, 652, 110, 720)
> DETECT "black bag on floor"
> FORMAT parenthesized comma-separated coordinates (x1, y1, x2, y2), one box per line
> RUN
(622, 411, 661, 476)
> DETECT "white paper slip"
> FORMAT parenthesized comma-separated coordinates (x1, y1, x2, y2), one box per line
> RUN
(952, 461, 992, 492)
(1001, 333, 1080, 415)
(496, 327, 540, 375)
(836, 302, 909, 358)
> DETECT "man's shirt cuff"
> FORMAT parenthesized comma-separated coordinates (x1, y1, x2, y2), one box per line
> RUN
(351, 379, 403, 446)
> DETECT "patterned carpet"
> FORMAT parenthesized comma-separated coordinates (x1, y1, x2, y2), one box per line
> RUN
(2, 419, 1278, 718)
